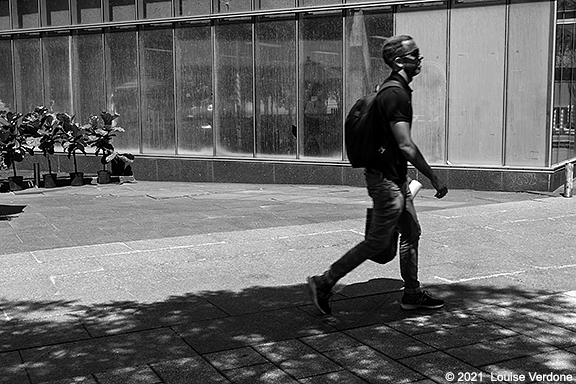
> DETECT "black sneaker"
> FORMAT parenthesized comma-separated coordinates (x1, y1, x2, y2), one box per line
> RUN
(400, 290, 444, 310)
(307, 276, 332, 315)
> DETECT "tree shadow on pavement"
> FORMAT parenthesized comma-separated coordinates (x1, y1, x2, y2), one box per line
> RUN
(1, 280, 576, 383)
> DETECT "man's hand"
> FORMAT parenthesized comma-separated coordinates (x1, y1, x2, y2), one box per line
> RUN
(431, 175, 448, 199)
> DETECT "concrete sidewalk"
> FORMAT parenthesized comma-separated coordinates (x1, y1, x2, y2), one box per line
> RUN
(1, 180, 575, 384)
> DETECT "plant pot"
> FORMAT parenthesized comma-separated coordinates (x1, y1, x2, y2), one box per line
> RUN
(8, 176, 24, 191)
(70, 172, 84, 186)
(97, 170, 111, 184)
(43, 173, 58, 188)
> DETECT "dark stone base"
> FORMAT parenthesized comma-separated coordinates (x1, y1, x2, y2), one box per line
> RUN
(4, 154, 574, 192)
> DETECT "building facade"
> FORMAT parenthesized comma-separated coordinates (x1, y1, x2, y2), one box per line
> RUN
(0, 0, 573, 191)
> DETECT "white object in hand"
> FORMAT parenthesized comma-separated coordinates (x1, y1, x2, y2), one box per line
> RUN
(409, 179, 422, 197)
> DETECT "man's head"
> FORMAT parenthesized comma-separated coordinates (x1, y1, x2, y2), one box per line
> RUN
(382, 35, 423, 79)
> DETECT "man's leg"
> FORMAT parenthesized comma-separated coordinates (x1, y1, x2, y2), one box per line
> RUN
(307, 176, 403, 315)
(397, 188, 444, 310)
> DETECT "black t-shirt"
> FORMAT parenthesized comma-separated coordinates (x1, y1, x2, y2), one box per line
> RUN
(372, 72, 413, 184)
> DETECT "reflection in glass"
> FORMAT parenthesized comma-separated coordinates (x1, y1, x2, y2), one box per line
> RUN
(140, 28, 176, 154)
(109, 0, 136, 21)
(14, 37, 43, 112)
(345, 10, 391, 113)
(76, 0, 102, 24)
(0, 39, 13, 111)
(255, 17, 296, 157)
(257, 0, 294, 9)
(0, 0, 10, 30)
(300, 14, 342, 159)
(213, 0, 251, 13)
(553, 20, 576, 164)
(73, 33, 105, 125)
(505, 1, 550, 167)
(43, 35, 72, 113)
(45, 0, 70, 26)
(16, 0, 39, 29)
(448, 5, 505, 165)
(215, 21, 254, 156)
(178, 0, 211, 15)
(105, 30, 139, 153)
(176, 24, 213, 155)
(396, 6, 446, 164)
(143, 0, 172, 18)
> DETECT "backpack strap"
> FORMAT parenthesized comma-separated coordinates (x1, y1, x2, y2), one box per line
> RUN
(376, 79, 403, 94)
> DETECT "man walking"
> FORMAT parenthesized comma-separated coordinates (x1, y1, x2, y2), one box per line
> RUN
(307, 35, 448, 315)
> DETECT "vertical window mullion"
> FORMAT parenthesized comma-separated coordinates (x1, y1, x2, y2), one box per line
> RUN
(252, 15, 257, 157)
(295, 11, 301, 159)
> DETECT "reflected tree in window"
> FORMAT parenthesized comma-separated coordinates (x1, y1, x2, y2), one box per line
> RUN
(554, 16, 576, 163)
(215, 20, 254, 156)
(255, 17, 296, 158)
(0, 39, 13, 111)
(43, 34, 72, 113)
(73, 32, 105, 125)
(105, 29, 139, 153)
(300, 14, 342, 159)
(176, 24, 213, 155)
(14, 37, 43, 112)
(139, 27, 176, 154)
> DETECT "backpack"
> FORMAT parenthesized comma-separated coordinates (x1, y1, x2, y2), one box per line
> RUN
(345, 80, 402, 168)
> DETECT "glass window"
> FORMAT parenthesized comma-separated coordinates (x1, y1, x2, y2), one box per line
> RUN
(43, 34, 72, 113)
(109, 0, 136, 21)
(75, 0, 102, 24)
(215, 20, 254, 156)
(143, 0, 172, 18)
(72, 32, 105, 125)
(505, 1, 552, 167)
(396, 5, 447, 164)
(14, 37, 43, 112)
(0, 0, 10, 30)
(345, 9, 391, 113)
(175, 24, 213, 155)
(0, 39, 14, 112)
(213, 0, 251, 13)
(300, 13, 343, 160)
(255, 16, 296, 158)
(139, 27, 176, 154)
(447, 4, 506, 165)
(177, 0, 211, 15)
(300, 0, 340, 6)
(17, 0, 39, 29)
(105, 29, 139, 153)
(257, 0, 294, 9)
(45, 0, 70, 26)
(553, 11, 576, 164)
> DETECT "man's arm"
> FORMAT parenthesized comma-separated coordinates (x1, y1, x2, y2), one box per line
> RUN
(390, 121, 448, 199)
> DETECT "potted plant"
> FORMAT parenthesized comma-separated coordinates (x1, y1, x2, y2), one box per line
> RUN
(0, 110, 35, 191)
(35, 107, 64, 188)
(59, 113, 87, 186)
(84, 111, 125, 184)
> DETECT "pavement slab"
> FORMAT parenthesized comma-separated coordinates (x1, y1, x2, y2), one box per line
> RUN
(150, 356, 230, 384)
(1, 181, 576, 383)
(21, 328, 196, 382)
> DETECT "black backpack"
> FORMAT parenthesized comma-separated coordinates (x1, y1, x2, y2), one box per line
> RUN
(345, 80, 402, 168)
